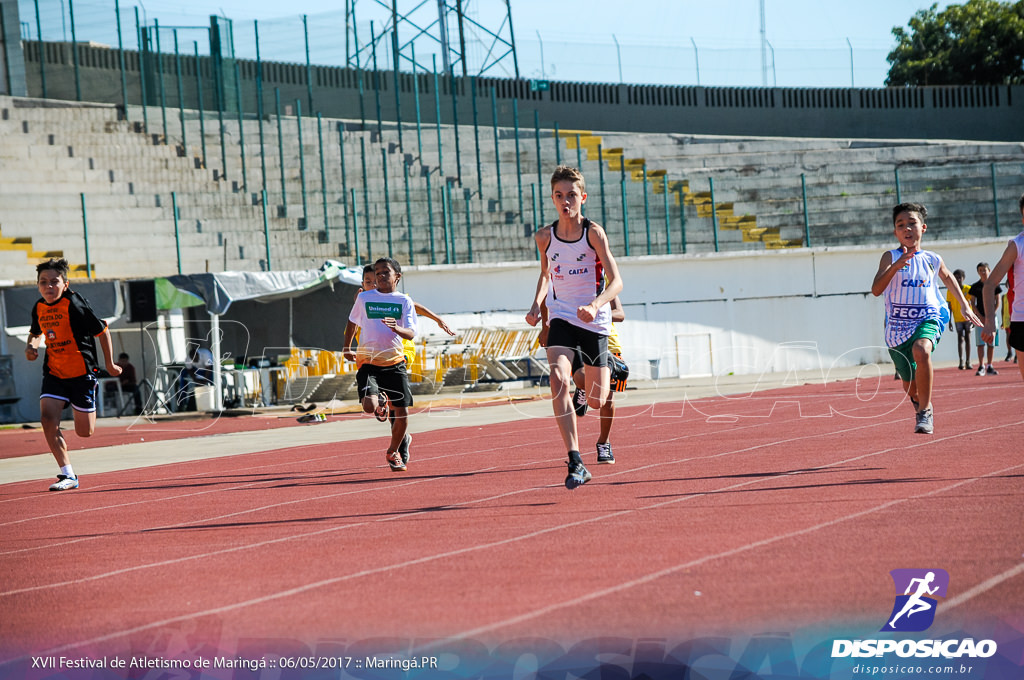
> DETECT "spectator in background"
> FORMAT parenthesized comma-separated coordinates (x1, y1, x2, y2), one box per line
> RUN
(177, 346, 215, 410)
(945, 268, 973, 370)
(969, 262, 1002, 376)
(115, 352, 143, 415)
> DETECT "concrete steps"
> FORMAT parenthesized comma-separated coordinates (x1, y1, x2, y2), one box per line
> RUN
(4, 94, 1024, 280)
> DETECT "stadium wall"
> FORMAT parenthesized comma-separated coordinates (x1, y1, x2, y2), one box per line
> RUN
(17, 40, 1024, 142)
(401, 237, 1010, 383)
(1, 221, 1013, 424)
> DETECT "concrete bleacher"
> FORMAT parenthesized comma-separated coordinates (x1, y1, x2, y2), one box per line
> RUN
(1, 94, 1022, 282)
(569, 130, 1024, 249)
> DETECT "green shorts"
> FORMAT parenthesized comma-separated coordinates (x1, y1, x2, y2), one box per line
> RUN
(888, 319, 943, 382)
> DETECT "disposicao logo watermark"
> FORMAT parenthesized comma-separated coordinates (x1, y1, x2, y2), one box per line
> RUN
(831, 569, 998, 660)
(882, 568, 948, 632)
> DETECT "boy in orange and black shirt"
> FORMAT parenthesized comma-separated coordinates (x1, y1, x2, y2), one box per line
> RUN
(26, 258, 120, 491)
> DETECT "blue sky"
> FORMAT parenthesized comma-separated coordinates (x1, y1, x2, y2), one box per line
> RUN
(27, 0, 958, 87)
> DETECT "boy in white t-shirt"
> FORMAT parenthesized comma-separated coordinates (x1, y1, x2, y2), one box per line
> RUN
(344, 258, 418, 471)
(871, 203, 980, 434)
(982, 192, 1024, 383)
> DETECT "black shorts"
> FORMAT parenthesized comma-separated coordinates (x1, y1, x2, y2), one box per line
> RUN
(1010, 321, 1024, 352)
(570, 350, 629, 392)
(40, 373, 98, 412)
(356, 362, 413, 408)
(609, 352, 629, 392)
(547, 318, 608, 368)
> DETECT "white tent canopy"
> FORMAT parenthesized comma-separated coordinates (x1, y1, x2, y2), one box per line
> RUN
(163, 261, 363, 411)
(163, 260, 363, 315)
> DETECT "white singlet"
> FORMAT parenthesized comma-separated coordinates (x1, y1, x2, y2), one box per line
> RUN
(545, 219, 611, 335)
(1010, 232, 1024, 322)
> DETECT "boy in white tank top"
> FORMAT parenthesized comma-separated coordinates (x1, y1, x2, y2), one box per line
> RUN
(526, 165, 623, 489)
(982, 192, 1024, 383)
(871, 203, 980, 434)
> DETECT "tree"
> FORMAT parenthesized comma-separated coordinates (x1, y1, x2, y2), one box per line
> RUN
(886, 0, 1024, 85)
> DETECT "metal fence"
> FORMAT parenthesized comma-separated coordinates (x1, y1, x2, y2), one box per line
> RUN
(7, 0, 1024, 276)
(18, 0, 895, 88)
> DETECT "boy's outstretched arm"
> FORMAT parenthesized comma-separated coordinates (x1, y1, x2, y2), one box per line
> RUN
(343, 320, 358, 361)
(588, 225, 623, 309)
(982, 240, 1017, 340)
(25, 332, 42, 361)
(382, 317, 415, 340)
(606, 296, 622, 323)
(414, 302, 455, 335)
(97, 327, 122, 377)
(526, 228, 551, 326)
(575, 223, 623, 324)
(939, 263, 981, 327)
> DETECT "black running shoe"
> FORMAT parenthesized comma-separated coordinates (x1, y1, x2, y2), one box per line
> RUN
(596, 442, 615, 464)
(572, 387, 588, 417)
(565, 460, 592, 489)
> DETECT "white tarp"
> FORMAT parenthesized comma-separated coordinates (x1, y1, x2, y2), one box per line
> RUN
(162, 261, 363, 411)
(163, 260, 362, 315)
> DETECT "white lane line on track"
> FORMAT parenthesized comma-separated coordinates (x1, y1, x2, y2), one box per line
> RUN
(0, 395, 1012, 569)
(422, 459, 1024, 651)
(0, 462, 506, 598)
(0, 451, 358, 528)
(0, 434, 557, 545)
(0, 395, 909, 561)
(0, 383, 943, 525)
(0, 396, 857, 537)
(938, 562, 1024, 614)
(3, 418, 1020, 666)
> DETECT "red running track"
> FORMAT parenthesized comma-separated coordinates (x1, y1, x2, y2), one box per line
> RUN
(1, 367, 1022, 669)
(0, 411, 336, 460)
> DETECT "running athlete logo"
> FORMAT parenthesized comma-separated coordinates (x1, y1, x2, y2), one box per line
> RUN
(882, 569, 949, 632)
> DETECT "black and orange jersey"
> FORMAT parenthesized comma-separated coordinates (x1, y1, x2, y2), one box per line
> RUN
(30, 289, 107, 380)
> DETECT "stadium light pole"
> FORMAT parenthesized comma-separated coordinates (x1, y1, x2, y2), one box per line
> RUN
(846, 37, 854, 87)
(759, 0, 767, 87)
(612, 34, 622, 83)
(536, 30, 544, 78)
(690, 37, 700, 86)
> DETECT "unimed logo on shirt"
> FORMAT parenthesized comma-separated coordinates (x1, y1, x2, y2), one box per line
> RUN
(365, 302, 403, 319)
